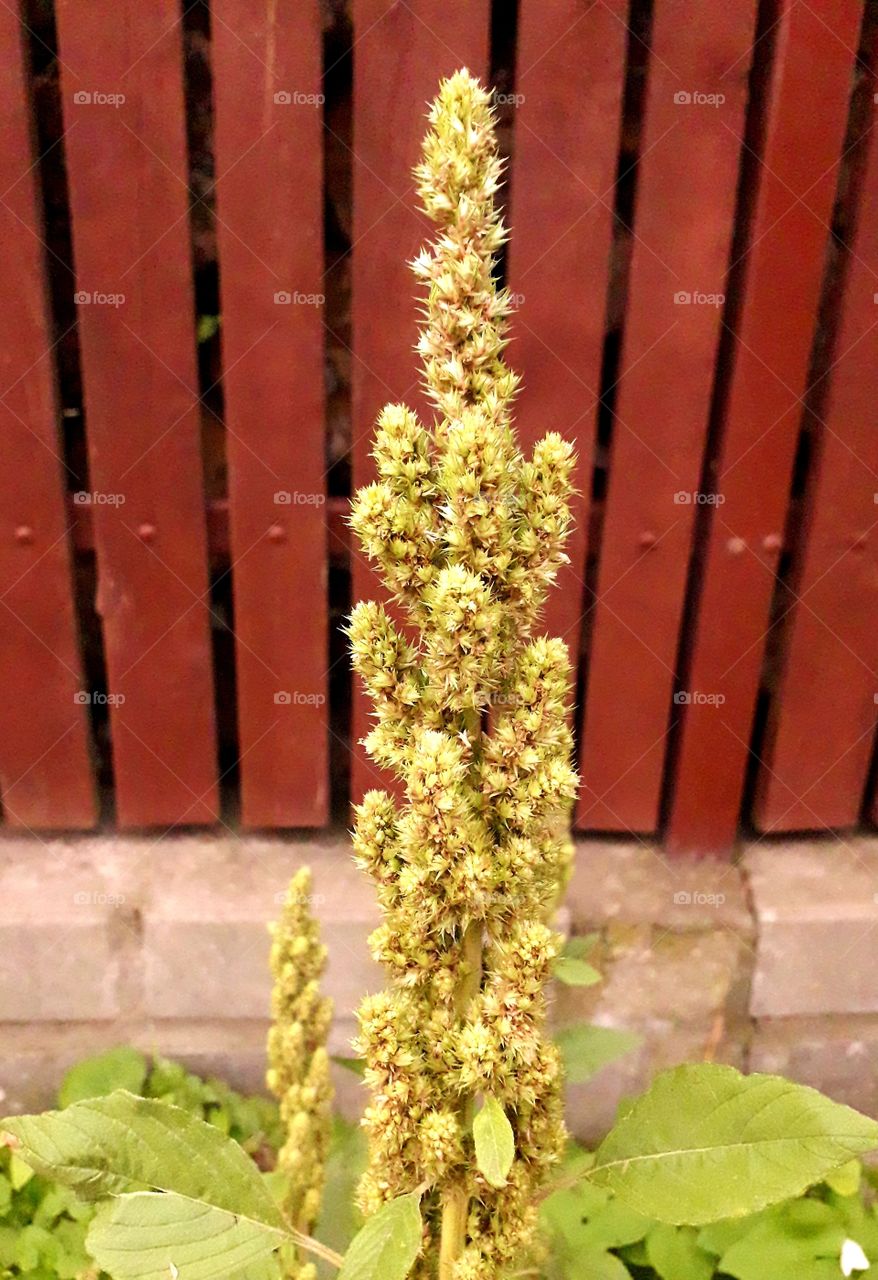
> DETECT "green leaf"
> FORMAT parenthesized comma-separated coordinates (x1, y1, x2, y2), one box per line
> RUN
(197, 315, 221, 344)
(332, 1056, 367, 1078)
(646, 1224, 714, 1280)
(824, 1158, 861, 1197)
(553, 956, 602, 987)
(556, 1025, 640, 1084)
(563, 1251, 631, 1279)
(563, 934, 599, 960)
(337, 1193, 421, 1280)
(9, 1151, 35, 1189)
(2, 1091, 284, 1228)
(473, 1096, 515, 1188)
(590, 1064, 878, 1225)
(58, 1047, 148, 1107)
(87, 1192, 281, 1280)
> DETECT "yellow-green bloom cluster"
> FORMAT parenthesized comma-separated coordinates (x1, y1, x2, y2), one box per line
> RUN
(349, 69, 578, 1280)
(266, 868, 333, 1280)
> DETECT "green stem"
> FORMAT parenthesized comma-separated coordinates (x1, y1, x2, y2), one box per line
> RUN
(439, 707, 486, 1280)
(440, 919, 484, 1278)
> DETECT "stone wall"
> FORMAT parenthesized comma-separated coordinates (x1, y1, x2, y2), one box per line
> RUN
(1, 833, 876, 1139)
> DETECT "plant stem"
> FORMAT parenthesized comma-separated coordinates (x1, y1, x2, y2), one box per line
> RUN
(440, 916, 484, 1279)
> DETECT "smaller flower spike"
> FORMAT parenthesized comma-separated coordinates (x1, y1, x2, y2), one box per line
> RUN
(266, 868, 333, 1280)
(349, 68, 578, 1280)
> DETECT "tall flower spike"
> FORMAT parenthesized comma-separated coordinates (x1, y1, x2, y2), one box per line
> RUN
(266, 868, 333, 1280)
(350, 68, 578, 1280)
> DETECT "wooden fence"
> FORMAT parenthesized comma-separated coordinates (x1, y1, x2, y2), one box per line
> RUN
(0, 0, 876, 856)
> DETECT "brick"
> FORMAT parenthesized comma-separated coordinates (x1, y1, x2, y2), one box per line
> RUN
(750, 1016, 878, 1118)
(745, 839, 878, 1016)
(141, 835, 381, 1020)
(0, 838, 138, 1020)
(568, 840, 752, 934)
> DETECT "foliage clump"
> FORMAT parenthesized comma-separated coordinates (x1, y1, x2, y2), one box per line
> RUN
(348, 68, 578, 1280)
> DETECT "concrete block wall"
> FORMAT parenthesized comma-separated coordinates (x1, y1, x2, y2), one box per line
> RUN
(1, 833, 876, 1140)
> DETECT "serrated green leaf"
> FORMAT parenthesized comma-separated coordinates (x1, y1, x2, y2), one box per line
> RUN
(556, 1025, 640, 1084)
(87, 1192, 281, 1280)
(552, 956, 602, 987)
(473, 1097, 515, 1188)
(646, 1224, 713, 1280)
(590, 1064, 878, 1225)
(2, 1091, 284, 1229)
(58, 1047, 148, 1107)
(337, 1193, 421, 1280)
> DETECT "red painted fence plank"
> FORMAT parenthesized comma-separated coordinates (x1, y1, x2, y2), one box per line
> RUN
(578, 0, 756, 832)
(56, 0, 217, 827)
(756, 102, 878, 833)
(0, 8, 95, 828)
(505, 0, 627, 648)
(666, 0, 862, 855)
(212, 0, 328, 827)
(349, 0, 490, 804)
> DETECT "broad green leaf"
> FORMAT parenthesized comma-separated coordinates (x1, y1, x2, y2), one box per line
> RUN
(564, 1251, 631, 1279)
(337, 1193, 421, 1280)
(2, 1091, 284, 1229)
(58, 1047, 148, 1107)
(556, 1025, 640, 1084)
(473, 1097, 515, 1188)
(646, 1224, 713, 1280)
(590, 1064, 878, 1225)
(824, 1159, 861, 1197)
(576, 1201, 652, 1251)
(553, 956, 602, 987)
(87, 1192, 281, 1280)
(318, 1117, 368, 1254)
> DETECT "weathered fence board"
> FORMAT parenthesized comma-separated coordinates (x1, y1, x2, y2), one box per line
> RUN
(578, 0, 756, 832)
(213, 0, 328, 827)
(756, 108, 878, 832)
(349, 0, 491, 804)
(0, 8, 95, 828)
(666, 0, 863, 855)
(56, 0, 217, 827)
(506, 0, 628, 654)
